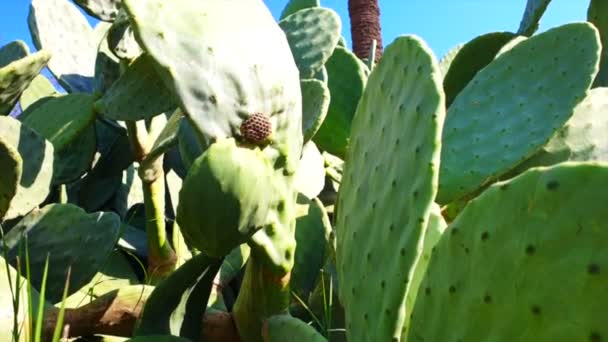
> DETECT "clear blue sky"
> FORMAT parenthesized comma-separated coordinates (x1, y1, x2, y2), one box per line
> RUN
(1, 0, 587, 61)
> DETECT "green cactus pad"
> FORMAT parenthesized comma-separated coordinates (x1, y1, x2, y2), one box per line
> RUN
(20, 93, 97, 152)
(495, 36, 527, 57)
(0, 137, 22, 219)
(442, 32, 516, 106)
(401, 203, 447, 337)
(294, 142, 326, 200)
(279, 8, 342, 78)
(123, 0, 303, 170)
(0, 116, 54, 220)
(176, 138, 282, 258)
(300, 79, 330, 143)
(408, 162, 608, 341)
(335, 35, 445, 342)
(588, 0, 608, 87)
(0, 49, 51, 115)
(439, 43, 464, 76)
(52, 124, 97, 184)
(280, 0, 319, 20)
(95, 55, 176, 122)
(19, 74, 58, 110)
(263, 315, 327, 342)
(94, 23, 121, 94)
(503, 87, 608, 177)
(177, 118, 204, 172)
(5, 203, 121, 303)
(517, 0, 552, 36)
(29, 0, 96, 93)
(438, 23, 600, 204)
(313, 46, 368, 158)
(73, 0, 121, 22)
(0, 40, 29, 68)
(291, 195, 332, 300)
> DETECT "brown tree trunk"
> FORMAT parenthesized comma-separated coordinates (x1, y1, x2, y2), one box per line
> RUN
(348, 0, 383, 62)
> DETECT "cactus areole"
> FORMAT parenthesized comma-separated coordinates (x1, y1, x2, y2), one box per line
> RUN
(240, 112, 273, 144)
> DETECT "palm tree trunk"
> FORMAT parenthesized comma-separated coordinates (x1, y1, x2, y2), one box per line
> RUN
(348, 0, 383, 62)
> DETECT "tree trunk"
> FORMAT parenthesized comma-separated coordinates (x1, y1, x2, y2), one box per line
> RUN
(348, 0, 383, 62)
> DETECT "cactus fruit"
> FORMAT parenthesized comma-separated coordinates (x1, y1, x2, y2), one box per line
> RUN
(0, 49, 51, 115)
(588, 0, 608, 87)
(335, 35, 445, 342)
(19, 74, 58, 110)
(95, 55, 176, 122)
(0, 137, 22, 219)
(0, 40, 29, 68)
(123, 0, 303, 171)
(0, 116, 54, 220)
(407, 162, 608, 341)
(517, 0, 552, 36)
(5, 203, 121, 303)
(300, 79, 330, 143)
(176, 138, 283, 258)
(29, 0, 97, 93)
(313, 46, 368, 158)
(442, 32, 516, 106)
(73, 0, 121, 22)
(240, 113, 273, 145)
(438, 23, 601, 205)
(263, 315, 327, 342)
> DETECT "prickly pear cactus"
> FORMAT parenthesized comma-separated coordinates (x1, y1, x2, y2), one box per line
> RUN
(407, 162, 608, 341)
(335, 35, 445, 342)
(73, 0, 121, 21)
(123, 0, 303, 171)
(517, 0, 552, 36)
(0, 116, 54, 220)
(176, 138, 283, 258)
(438, 23, 601, 204)
(0, 137, 22, 218)
(0, 40, 29, 68)
(263, 315, 327, 342)
(0, 49, 51, 115)
(19, 74, 58, 110)
(588, 0, 608, 87)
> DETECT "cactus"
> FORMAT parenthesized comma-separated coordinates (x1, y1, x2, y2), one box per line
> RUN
(442, 32, 516, 106)
(19, 74, 58, 110)
(0, 49, 51, 115)
(4, 203, 121, 303)
(0, 40, 29, 68)
(407, 162, 608, 341)
(300, 79, 330, 143)
(438, 23, 601, 204)
(0, 137, 22, 219)
(294, 142, 326, 200)
(335, 35, 445, 342)
(106, 10, 143, 61)
(313, 46, 368, 158)
(0, 116, 54, 220)
(439, 43, 464, 76)
(517, 0, 552, 36)
(279, 8, 342, 79)
(280, 0, 320, 20)
(94, 54, 177, 122)
(263, 315, 327, 342)
(28, 0, 97, 93)
(588, 0, 608, 87)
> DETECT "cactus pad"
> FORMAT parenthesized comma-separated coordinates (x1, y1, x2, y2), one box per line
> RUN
(0, 49, 51, 115)
(73, 0, 121, 22)
(301, 79, 330, 143)
(335, 35, 445, 342)
(240, 112, 273, 144)
(313, 46, 368, 158)
(279, 7, 342, 78)
(123, 0, 303, 170)
(438, 23, 601, 204)
(5, 203, 121, 303)
(294, 142, 325, 199)
(280, 0, 320, 20)
(94, 54, 177, 122)
(29, 0, 96, 93)
(408, 162, 608, 341)
(0, 137, 22, 219)
(176, 138, 282, 257)
(517, 0, 552, 36)
(588, 0, 608, 87)
(263, 315, 327, 342)
(19, 74, 58, 110)
(0, 40, 29, 68)
(0, 116, 54, 220)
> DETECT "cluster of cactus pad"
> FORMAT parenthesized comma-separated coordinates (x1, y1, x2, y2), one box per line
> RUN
(1, 0, 607, 341)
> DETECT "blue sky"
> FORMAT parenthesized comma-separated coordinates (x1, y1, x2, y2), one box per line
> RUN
(1, 0, 587, 61)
